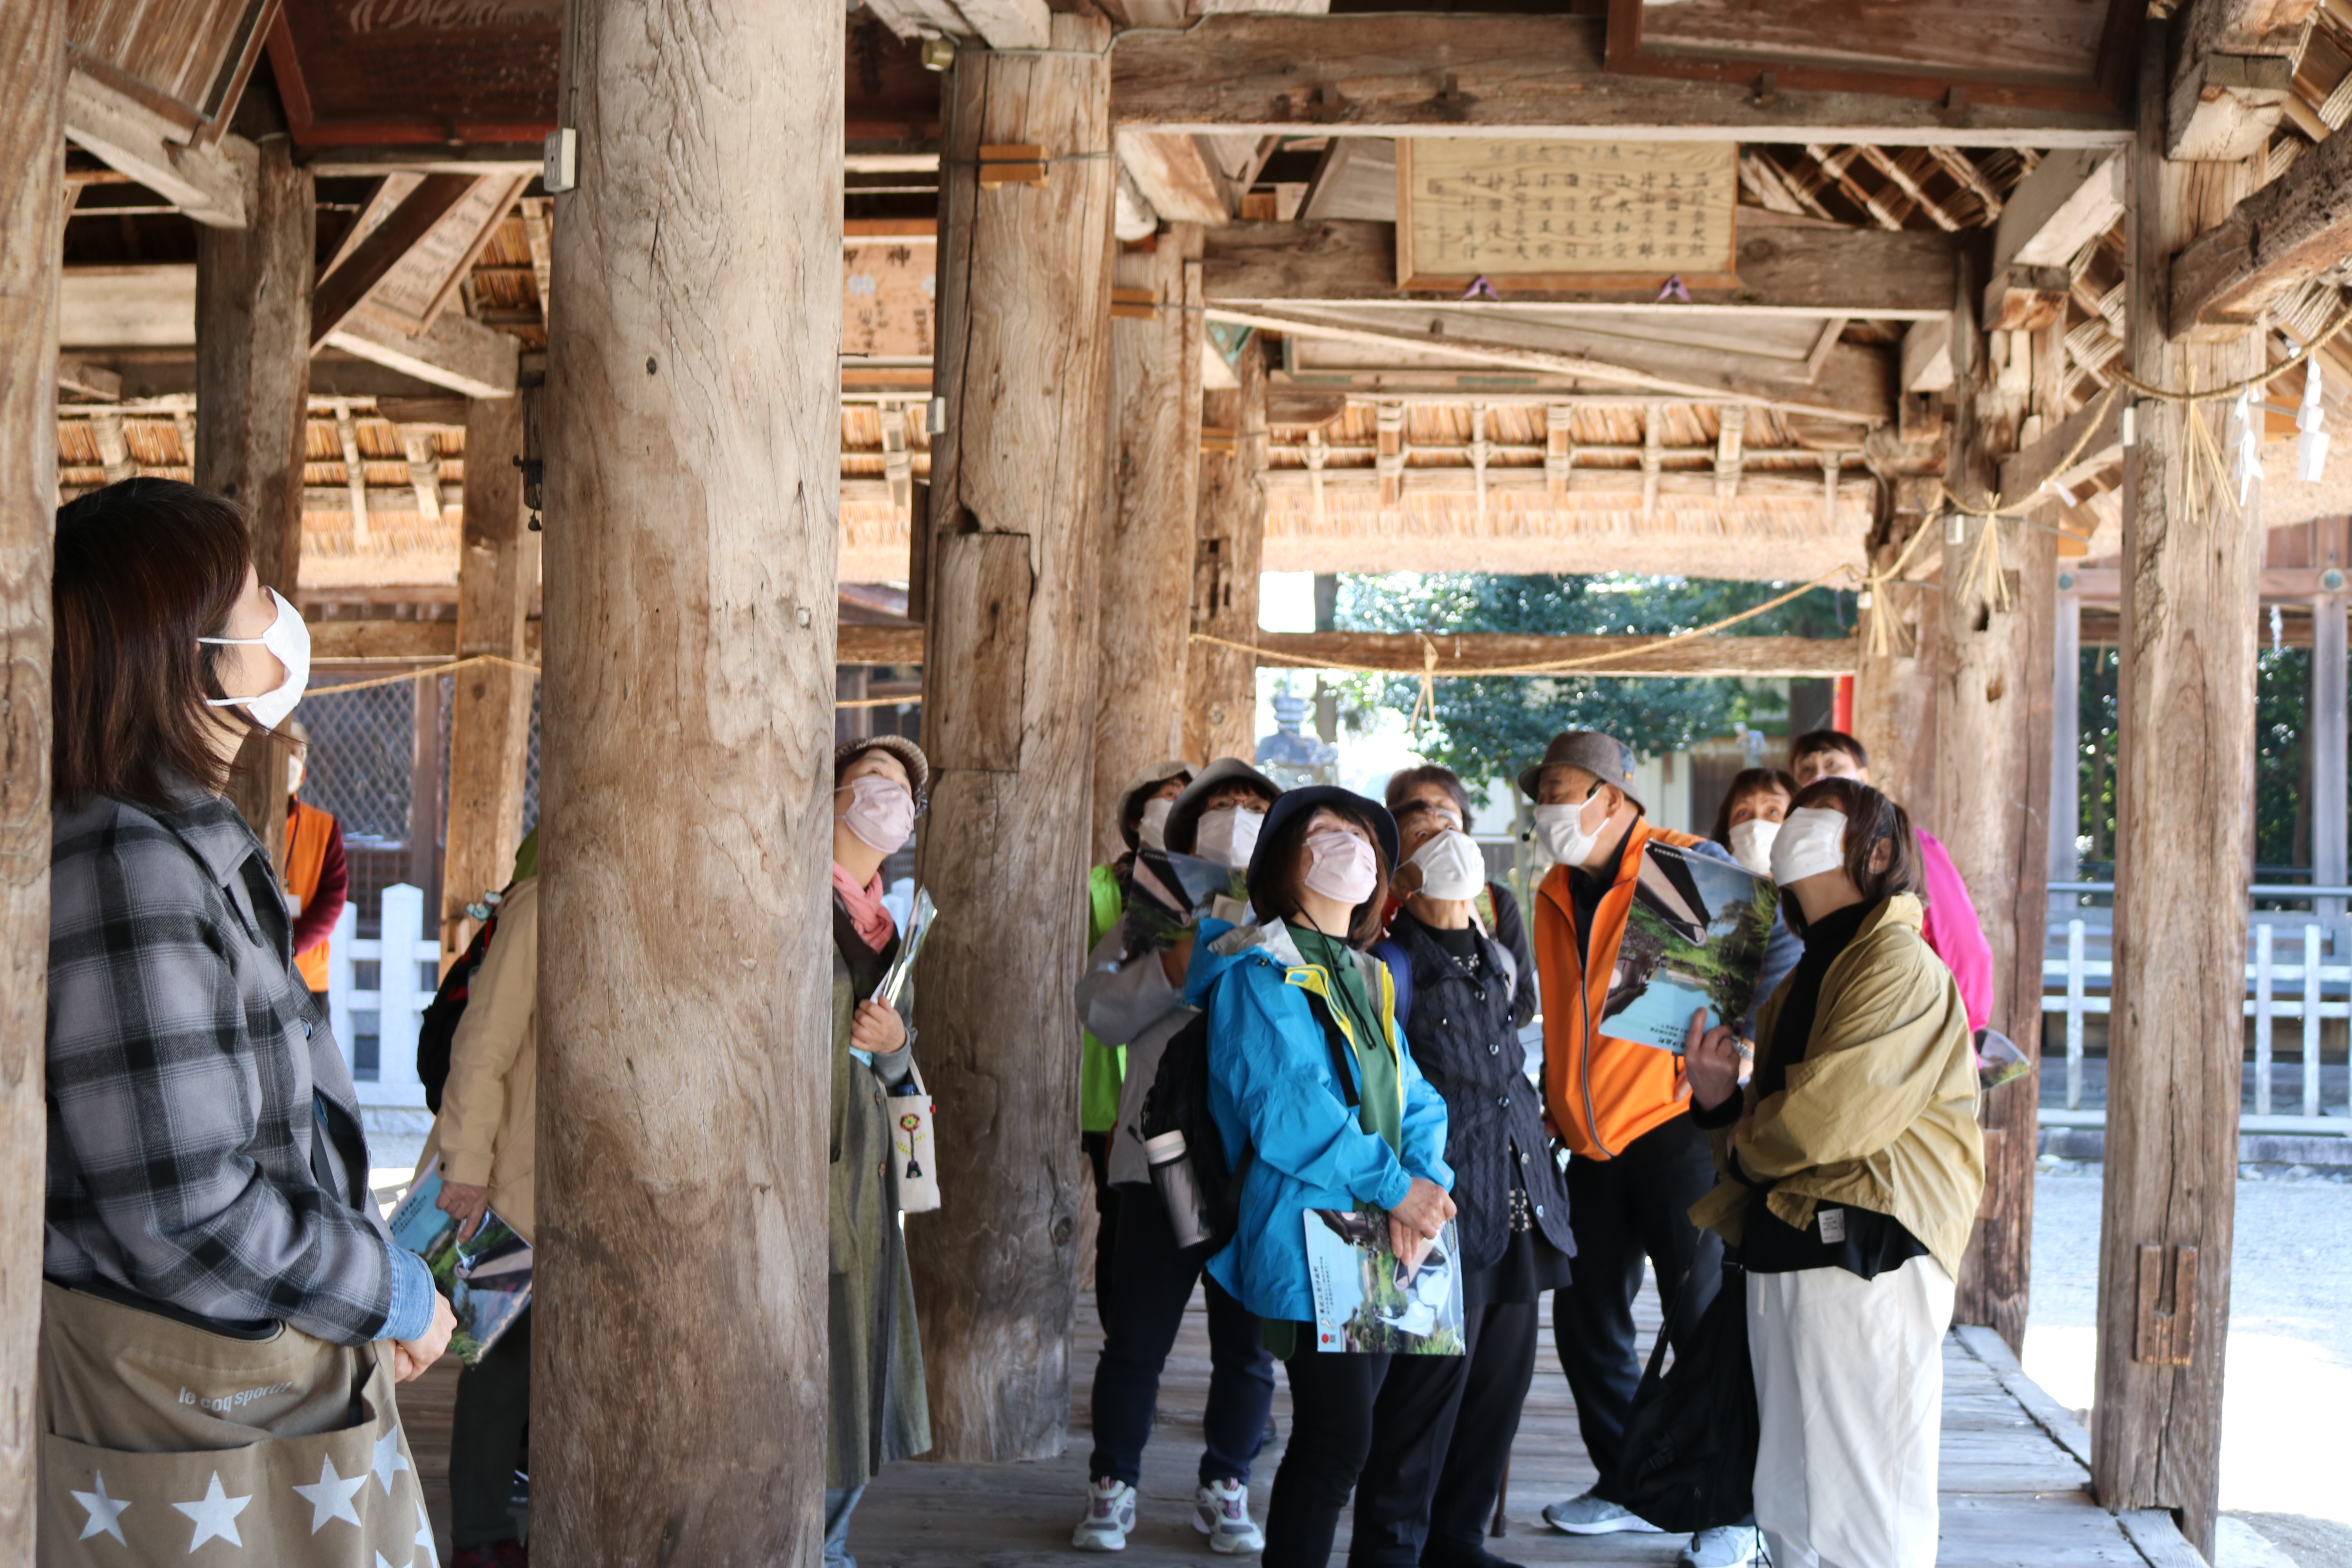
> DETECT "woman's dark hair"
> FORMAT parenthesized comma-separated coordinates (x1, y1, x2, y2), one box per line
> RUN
(1385, 764, 1471, 824)
(1248, 800, 1392, 948)
(1709, 766, 1799, 847)
(1789, 728, 1868, 777)
(52, 479, 257, 810)
(1780, 775, 1923, 935)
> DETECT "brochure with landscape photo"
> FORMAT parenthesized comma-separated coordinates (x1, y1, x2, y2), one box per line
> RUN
(388, 1159, 532, 1365)
(1601, 841, 1779, 1053)
(1303, 1208, 1466, 1355)
(1120, 848, 1247, 960)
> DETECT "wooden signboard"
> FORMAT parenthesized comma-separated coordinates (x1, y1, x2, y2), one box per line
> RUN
(1395, 139, 1739, 293)
(843, 218, 936, 365)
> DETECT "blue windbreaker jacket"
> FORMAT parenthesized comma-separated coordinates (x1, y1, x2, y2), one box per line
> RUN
(1185, 916, 1453, 1324)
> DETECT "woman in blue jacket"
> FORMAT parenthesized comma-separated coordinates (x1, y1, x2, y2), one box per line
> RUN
(1185, 786, 1455, 1567)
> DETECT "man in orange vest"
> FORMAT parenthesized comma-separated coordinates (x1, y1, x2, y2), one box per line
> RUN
(279, 719, 349, 1008)
(1524, 731, 1758, 1568)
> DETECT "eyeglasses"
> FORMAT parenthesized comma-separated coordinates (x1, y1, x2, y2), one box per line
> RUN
(1392, 799, 1463, 828)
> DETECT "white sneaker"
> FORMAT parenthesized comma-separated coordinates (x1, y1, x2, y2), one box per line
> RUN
(1679, 1525, 1762, 1567)
(1194, 1479, 1264, 1556)
(1542, 1490, 1664, 1535)
(1073, 1478, 1138, 1551)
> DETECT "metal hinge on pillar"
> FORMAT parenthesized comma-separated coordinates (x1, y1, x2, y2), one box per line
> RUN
(2133, 1243, 2199, 1366)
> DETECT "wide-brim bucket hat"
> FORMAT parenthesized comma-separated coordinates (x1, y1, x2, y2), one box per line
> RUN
(834, 734, 931, 806)
(1165, 757, 1283, 854)
(1247, 784, 1401, 880)
(1116, 759, 1197, 848)
(1516, 730, 1644, 816)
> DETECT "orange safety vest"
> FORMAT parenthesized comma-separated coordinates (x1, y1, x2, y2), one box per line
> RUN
(1532, 818, 1710, 1161)
(281, 799, 339, 993)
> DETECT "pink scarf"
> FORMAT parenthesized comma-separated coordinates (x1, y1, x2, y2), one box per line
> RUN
(832, 864, 897, 953)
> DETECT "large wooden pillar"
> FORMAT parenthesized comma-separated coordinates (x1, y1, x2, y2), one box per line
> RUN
(0, 4, 63, 1558)
(441, 393, 537, 949)
(1942, 314, 2060, 1351)
(1091, 223, 1204, 856)
(915, 15, 1117, 1462)
(2051, 578, 2081, 910)
(1852, 483, 1940, 828)
(534, 0, 842, 1558)
(195, 131, 312, 866)
(2095, 22, 2262, 1557)
(1184, 336, 1267, 764)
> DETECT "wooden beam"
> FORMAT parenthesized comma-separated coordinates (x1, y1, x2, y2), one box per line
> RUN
(1254, 629, 1856, 677)
(1187, 334, 1267, 763)
(0, 2, 62, 1557)
(62, 64, 256, 228)
(323, 300, 520, 399)
(2170, 118, 2352, 329)
(439, 394, 538, 952)
(533, 0, 839, 1560)
(1111, 15, 2136, 146)
(2097, 24, 2261, 1560)
(56, 354, 122, 399)
(308, 173, 477, 348)
(1200, 219, 1959, 318)
(1115, 130, 1232, 226)
(2001, 388, 2125, 503)
(1094, 225, 1205, 857)
(913, 11, 1113, 1465)
(311, 619, 466, 661)
(862, 0, 1049, 49)
(2168, 0, 2320, 159)
(1984, 148, 2127, 329)
(194, 131, 312, 868)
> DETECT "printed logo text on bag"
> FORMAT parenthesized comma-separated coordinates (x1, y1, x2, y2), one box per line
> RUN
(177, 1380, 294, 1413)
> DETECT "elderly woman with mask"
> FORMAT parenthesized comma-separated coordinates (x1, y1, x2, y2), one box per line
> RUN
(1071, 758, 1282, 1555)
(826, 736, 932, 1568)
(1370, 766, 1573, 1568)
(1709, 766, 1802, 1017)
(1189, 786, 1454, 1568)
(1685, 777, 1984, 1568)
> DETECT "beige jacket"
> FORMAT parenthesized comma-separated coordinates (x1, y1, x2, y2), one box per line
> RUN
(1688, 894, 1984, 1278)
(426, 875, 538, 1244)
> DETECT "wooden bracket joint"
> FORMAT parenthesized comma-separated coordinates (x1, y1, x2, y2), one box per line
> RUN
(1433, 72, 1472, 121)
(1937, 85, 1970, 127)
(1110, 286, 1159, 321)
(2133, 1243, 2199, 1367)
(978, 145, 1049, 190)
(1750, 70, 1777, 109)
(1299, 84, 1350, 124)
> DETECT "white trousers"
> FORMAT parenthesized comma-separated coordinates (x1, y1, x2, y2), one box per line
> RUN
(1747, 1253, 1955, 1568)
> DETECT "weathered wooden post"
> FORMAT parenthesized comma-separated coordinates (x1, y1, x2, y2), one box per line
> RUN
(1940, 312, 2060, 1352)
(1185, 335, 1267, 764)
(0, 3, 62, 1558)
(1092, 223, 1205, 855)
(1852, 488, 1940, 828)
(2094, 21, 2264, 1557)
(533, 0, 842, 1558)
(194, 120, 311, 867)
(914, 13, 1118, 1462)
(441, 392, 537, 950)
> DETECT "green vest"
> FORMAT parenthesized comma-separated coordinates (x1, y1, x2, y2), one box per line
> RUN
(1081, 864, 1127, 1134)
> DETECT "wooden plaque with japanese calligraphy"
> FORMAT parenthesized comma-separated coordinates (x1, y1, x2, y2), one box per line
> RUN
(1394, 140, 1739, 293)
(843, 218, 938, 363)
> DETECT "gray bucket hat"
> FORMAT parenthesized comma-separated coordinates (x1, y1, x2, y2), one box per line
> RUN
(1116, 759, 1197, 848)
(834, 734, 931, 805)
(1517, 730, 1644, 815)
(1165, 757, 1282, 855)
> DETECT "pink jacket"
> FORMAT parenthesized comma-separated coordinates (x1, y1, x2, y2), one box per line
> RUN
(1915, 827, 1993, 1032)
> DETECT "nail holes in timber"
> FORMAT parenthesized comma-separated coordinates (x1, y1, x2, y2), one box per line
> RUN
(1053, 1216, 1075, 1246)
(647, 356, 658, 374)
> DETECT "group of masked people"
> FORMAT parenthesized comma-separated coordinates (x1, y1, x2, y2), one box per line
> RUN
(1071, 727, 1987, 1568)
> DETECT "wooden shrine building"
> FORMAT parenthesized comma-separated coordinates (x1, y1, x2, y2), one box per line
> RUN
(7, 0, 2352, 1563)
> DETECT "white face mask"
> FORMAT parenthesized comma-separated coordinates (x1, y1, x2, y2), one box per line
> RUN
(1727, 818, 1780, 879)
(1533, 789, 1605, 867)
(1302, 828, 1378, 907)
(201, 586, 311, 732)
(1192, 804, 1263, 869)
(1769, 806, 1849, 887)
(1407, 828, 1486, 902)
(1136, 796, 1174, 851)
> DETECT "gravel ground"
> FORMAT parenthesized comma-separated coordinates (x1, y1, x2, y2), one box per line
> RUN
(2022, 1165, 2352, 1560)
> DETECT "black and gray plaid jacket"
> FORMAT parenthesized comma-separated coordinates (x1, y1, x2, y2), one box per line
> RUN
(45, 780, 397, 1344)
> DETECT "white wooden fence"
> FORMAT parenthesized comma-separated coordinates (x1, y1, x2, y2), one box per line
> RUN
(2042, 917, 2350, 1135)
(322, 882, 441, 1109)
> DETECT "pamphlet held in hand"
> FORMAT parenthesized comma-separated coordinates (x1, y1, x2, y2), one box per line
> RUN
(1602, 842, 1778, 1053)
(1304, 1207, 1465, 1355)
(388, 1158, 532, 1365)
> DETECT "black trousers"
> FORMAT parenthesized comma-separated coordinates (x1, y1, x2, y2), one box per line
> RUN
(449, 1307, 531, 1550)
(1089, 1184, 1277, 1488)
(1551, 1113, 1724, 1495)
(1421, 1300, 1539, 1564)
(1264, 1337, 1470, 1568)
(1083, 1131, 1120, 1333)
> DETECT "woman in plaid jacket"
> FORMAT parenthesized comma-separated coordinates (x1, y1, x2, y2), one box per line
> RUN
(39, 480, 454, 1566)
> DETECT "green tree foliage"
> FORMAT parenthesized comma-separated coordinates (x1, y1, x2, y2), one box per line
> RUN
(1334, 573, 1852, 801)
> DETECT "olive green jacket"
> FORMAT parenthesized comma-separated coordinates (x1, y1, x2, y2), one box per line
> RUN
(1688, 894, 1985, 1278)
(827, 940, 931, 1491)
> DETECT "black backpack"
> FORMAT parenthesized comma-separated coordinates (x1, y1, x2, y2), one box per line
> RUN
(1613, 1262, 1759, 1534)
(1138, 962, 1375, 1262)
(416, 906, 501, 1114)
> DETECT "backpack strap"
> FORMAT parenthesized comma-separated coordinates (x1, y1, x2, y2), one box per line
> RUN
(1298, 987, 1363, 1109)
(1368, 938, 1413, 1033)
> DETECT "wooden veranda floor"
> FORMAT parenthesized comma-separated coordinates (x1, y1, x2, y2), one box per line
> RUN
(402, 1279, 2176, 1567)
